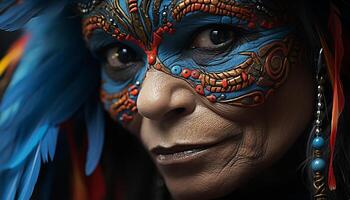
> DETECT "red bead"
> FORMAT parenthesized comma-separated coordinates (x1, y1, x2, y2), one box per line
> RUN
(191, 70, 200, 79)
(195, 85, 204, 95)
(147, 54, 156, 65)
(206, 95, 217, 102)
(248, 22, 256, 29)
(164, 26, 169, 32)
(155, 63, 162, 70)
(181, 68, 191, 79)
(130, 89, 139, 96)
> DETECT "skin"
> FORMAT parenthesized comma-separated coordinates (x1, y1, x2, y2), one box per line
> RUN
(134, 56, 314, 200)
(82, 0, 315, 199)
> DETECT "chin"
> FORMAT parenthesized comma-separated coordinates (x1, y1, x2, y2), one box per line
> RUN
(156, 152, 258, 200)
(162, 165, 255, 200)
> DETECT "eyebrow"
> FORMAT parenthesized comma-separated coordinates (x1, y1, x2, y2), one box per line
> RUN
(82, 0, 283, 46)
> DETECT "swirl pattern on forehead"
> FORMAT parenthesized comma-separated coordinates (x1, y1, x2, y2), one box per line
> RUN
(171, 0, 284, 29)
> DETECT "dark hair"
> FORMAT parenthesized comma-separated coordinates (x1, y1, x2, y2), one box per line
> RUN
(289, 0, 350, 199)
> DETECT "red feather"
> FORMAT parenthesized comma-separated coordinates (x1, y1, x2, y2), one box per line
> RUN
(326, 5, 345, 191)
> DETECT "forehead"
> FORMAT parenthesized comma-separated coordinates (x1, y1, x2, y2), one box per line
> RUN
(80, 0, 289, 48)
(89, 0, 257, 14)
(79, 0, 276, 26)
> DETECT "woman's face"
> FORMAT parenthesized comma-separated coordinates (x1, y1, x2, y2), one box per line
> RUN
(83, 0, 314, 199)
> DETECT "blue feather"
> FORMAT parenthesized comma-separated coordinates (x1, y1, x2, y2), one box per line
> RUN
(0, 124, 48, 170)
(18, 145, 42, 200)
(40, 127, 58, 163)
(85, 98, 105, 175)
(48, 128, 58, 161)
(0, 2, 104, 199)
(0, 16, 100, 169)
(0, 0, 69, 31)
(0, 167, 23, 200)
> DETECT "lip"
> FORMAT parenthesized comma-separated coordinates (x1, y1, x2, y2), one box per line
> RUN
(150, 133, 242, 166)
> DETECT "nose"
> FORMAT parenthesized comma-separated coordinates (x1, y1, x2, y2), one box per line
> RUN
(136, 69, 196, 121)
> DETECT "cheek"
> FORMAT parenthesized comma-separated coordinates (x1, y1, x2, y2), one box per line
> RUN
(259, 49, 315, 164)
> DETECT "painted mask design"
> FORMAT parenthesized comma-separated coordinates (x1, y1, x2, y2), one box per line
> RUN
(80, 0, 300, 124)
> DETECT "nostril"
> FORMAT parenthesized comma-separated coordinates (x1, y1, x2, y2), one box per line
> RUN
(163, 107, 187, 119)
(173, 107, 186, 115)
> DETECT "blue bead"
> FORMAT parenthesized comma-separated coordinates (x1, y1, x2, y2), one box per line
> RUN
(311, 158, 326, 171)
(312, 137, 325, 149)
(171, 65, 182, 75)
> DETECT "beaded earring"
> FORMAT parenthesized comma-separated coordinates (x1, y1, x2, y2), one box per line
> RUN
(311, 48, 327, 199)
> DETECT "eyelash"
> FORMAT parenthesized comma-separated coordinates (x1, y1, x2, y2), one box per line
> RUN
(187, 24, 251, 66)
(94, 23, 257, 81)
(103, 62, 140, 82)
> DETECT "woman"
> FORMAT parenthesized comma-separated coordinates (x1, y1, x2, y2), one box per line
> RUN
(0, 0, 349, 199)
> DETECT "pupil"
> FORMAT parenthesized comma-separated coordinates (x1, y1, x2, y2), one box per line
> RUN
(118, 47, 133, 63)
(210, 29, 231, 45)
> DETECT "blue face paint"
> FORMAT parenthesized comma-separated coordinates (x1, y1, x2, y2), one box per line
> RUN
(80, 0, 297, 124)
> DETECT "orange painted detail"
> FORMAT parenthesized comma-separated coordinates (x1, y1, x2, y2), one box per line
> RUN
(128, 0, 138, 12)
(100, 85, 138, 123)
(241, 71, 247, 81)
(172, 0, 285, 29)
(130, 88, 139, 96)
(222, 78, 228, 88)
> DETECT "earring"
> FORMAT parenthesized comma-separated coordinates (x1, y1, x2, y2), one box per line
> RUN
(311, 48, 327, 199)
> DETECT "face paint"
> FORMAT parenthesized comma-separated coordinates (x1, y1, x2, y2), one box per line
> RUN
(171, 0, 281, 29)
(157, 35, 297, 106)
(79, 0, 297, 124)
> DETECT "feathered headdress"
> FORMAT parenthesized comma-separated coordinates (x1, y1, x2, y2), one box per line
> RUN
(0, 1, 104, 199)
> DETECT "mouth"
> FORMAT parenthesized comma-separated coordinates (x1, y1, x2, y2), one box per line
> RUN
(150, 133, 243, 166)
(151, 144, 210, 165)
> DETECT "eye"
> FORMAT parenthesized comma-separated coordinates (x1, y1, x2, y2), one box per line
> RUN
(191, 26, 235, 49)
(101, 44, 143, 82)
(106, 45, 139, 70)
